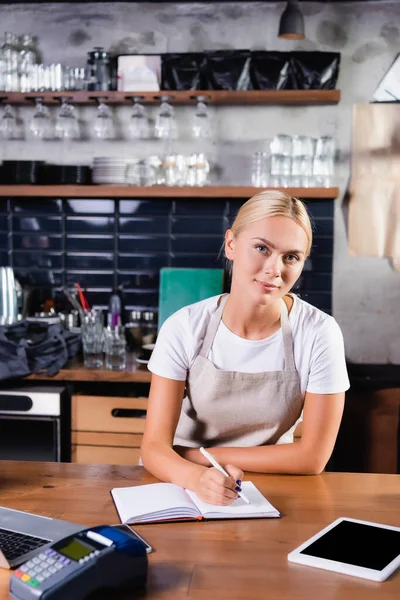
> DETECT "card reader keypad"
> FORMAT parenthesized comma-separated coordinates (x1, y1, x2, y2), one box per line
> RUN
(14, 547, 99, 588)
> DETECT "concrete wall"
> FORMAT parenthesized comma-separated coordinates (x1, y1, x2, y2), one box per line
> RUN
(1, 1, 399, 363)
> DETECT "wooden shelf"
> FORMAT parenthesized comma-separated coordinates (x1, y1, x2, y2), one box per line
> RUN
(0, 185, 339, 199)
(0, 89, 340, 106)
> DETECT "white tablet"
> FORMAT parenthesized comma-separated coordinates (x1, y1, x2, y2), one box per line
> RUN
(288, 517, 400, 582)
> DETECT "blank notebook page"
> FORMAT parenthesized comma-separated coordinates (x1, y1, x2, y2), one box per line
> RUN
(112, 482, 196, 523)
(186, 481, 279, 516)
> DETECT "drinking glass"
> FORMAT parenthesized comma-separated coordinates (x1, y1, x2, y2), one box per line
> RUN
(251, 152, 269, 187)
(154, 96, 178, 139)
(92, 99, 115, 140)
(128, 96, 150, 139)
(192, 95, 212, 139)
(270, 154, 291, 188)
(313, 136, 335, 187)
(292, 135, 314, 158)
(55, 98, 80, 140)
(0, 104, 18, 140)
(104, 329, 127, 371)
(29, 98, 53, 139)
(81, 310, 104, 369)
(270, 134, 292, 156)
(315, 136, 335, 159)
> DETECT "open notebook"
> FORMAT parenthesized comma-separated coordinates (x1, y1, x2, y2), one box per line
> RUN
(111, 481, 280, 523)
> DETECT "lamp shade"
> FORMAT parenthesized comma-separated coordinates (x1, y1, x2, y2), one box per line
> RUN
(278, 0, 305, 40)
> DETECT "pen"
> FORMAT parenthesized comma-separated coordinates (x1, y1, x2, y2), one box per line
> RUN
(199, 447, 250, 504)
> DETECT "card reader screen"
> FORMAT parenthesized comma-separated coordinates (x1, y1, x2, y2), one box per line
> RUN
(58, 539, 93, 561)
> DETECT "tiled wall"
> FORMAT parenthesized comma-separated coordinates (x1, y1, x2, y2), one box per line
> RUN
(0, 196, 333, 316)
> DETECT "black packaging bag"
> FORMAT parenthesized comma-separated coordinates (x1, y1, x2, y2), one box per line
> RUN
(203, 49, 252, 90)
(249, 51, 292, 90)
(161, 52, 205, 90)
(289, 51, 340, 89)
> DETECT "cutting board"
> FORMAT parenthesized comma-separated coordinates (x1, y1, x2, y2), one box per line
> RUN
(158, 268, 224, 329)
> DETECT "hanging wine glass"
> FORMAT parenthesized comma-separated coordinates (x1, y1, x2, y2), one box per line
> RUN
(0, 104, 19, 140)
(192, 95, 212, 139)
(55, 97, 80, 140)
(154, 95, 178, 140)
(29, 97, 54, 140)
(92, 98, 115, 140)
(128, 96, 150, 139)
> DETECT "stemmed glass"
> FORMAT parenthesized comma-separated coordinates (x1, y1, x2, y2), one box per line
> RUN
(0, 104, 19, 140)
(55, 98, 80, 140)
(154, 95, 178, 140)
(92, 98, 115, 140)
(29, 98, 54, 140)
(192, 95, 212, 139)
(128, 96, 150, 139)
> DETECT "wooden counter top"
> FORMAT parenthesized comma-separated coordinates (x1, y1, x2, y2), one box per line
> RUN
(0, 462, 399, 600)
(25, 353, 152, 383)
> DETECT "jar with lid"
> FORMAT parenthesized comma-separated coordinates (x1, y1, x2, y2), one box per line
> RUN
(86, 46, 111, 92)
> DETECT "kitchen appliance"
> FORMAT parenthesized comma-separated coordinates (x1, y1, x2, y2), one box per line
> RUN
(0, 386, 71, 462)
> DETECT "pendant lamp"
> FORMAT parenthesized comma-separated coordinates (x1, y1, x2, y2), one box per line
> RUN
(278, 0, 305, 40)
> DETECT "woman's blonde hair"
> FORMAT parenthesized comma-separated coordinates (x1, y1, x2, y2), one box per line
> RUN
(230, 190, 313, 257)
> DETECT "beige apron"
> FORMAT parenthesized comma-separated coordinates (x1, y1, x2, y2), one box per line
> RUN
(174, 295, 303, 448)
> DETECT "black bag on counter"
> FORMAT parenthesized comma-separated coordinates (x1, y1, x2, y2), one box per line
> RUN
(0, 329, 30, 381)
(249, 51, 292, 90)
(0, 320, 81, 381)
(288, 51, 340, 89)
(161, 52, 205, 90)
(203, 49, 252, 90)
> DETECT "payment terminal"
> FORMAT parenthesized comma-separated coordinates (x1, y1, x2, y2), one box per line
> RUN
(9, 525, 148, 600)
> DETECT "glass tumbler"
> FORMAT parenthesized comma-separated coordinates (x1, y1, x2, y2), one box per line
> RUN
(81, 310, 104, 369)
(251, 152, 269, 187)
(105, 329, 127, 371)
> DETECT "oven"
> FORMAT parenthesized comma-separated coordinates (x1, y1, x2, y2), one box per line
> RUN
(0, 386, 71, 462)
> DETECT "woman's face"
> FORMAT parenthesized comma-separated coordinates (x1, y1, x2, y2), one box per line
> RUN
(225, 216, 308, 304)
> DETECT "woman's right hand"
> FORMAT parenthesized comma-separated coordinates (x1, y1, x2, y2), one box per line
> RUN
(193, 464, 244, 505)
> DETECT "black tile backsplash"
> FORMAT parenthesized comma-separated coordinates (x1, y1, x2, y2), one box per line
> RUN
(66, 236, 115, 252)
(1, 197, 334, 314)
(120, 199, 171, 215)
(13, 216, 62, 233)
(118, 235, 169, 253)
(119, 217, 169, 235)
(12, 199, 63, 213)
(12, 233, 63, 251)
(0, 233, 8, 249)
(171, 235, 223, 254)
(172, 216, 223, 235)
(66, 216, 115, 234)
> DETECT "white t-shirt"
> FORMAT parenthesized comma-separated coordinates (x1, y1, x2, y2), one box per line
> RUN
(148, 294, 350, 398)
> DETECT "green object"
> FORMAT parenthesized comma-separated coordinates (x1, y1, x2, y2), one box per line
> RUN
(158, 268, 224, 329)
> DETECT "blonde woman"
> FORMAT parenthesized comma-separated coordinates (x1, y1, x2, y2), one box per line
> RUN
(141, 191, 349, 505)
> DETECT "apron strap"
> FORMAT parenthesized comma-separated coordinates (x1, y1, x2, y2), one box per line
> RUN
(280, 298, 296, 371)
(199, 295, 296, 372)
(199, 295, 228, 357)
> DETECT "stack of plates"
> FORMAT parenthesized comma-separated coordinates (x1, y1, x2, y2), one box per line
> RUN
(0, 160, 44, 184)
(92, 157, 139, 185)
(42, 164, 92, 185)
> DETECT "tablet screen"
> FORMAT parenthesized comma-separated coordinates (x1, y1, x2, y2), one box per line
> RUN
(300, 520, 400, 571)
